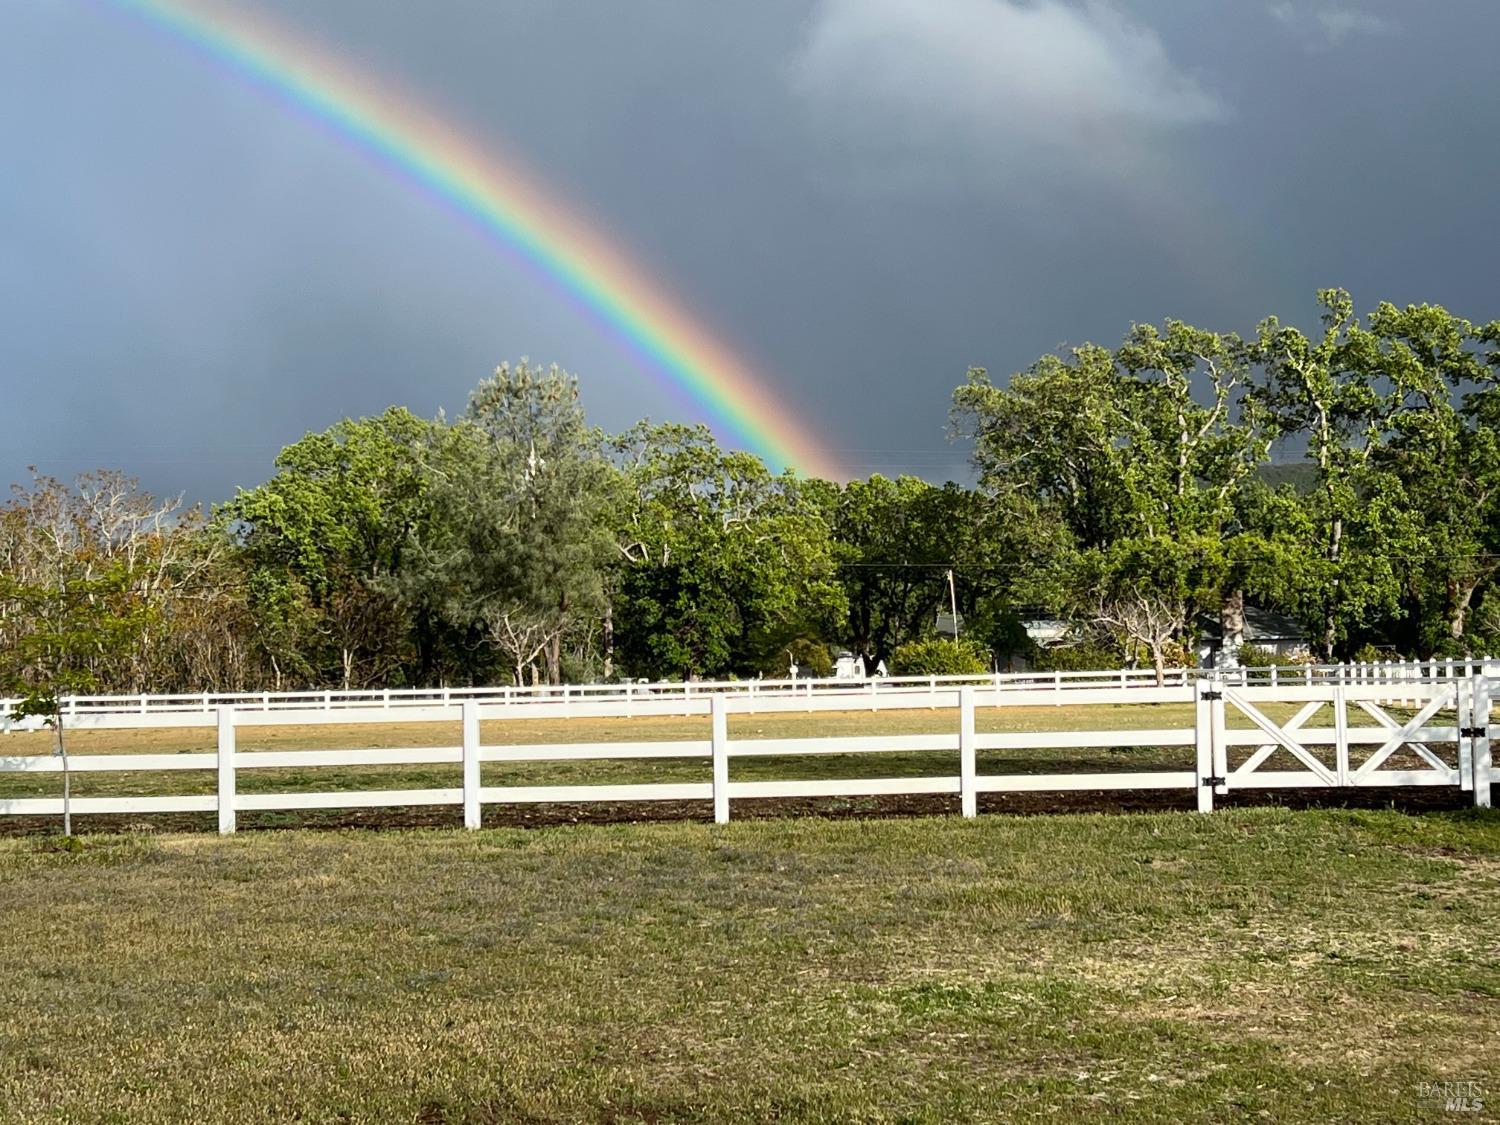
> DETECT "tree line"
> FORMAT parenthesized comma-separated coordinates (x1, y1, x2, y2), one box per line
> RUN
(4, 290, 1500, 698)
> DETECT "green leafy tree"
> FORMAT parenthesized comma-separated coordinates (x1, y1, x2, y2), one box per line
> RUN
(610, 423, 845, 679)
(954, 345, 1134, 551)
(1070, 536, 1223, 684)
(1249, 290, 1402, 658)
(1, 561, 148, 835)
(831, 476, 989, 663)
(955, 320, 1270, 671)
(1113, 321, 1266, 539)
(1114, 321, 1273, 653)
(224, 407, 451, 685)
(1358, 302, 1495, 653)
(424, 362, 616, 685)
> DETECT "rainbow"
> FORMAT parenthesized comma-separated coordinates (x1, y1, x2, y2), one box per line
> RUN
(102, 0, 844, 479)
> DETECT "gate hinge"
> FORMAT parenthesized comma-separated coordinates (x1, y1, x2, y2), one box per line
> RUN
(1200, 690, 1223, 701)
(1201, 775, 1226, 788)
(1461, 726, 1487, 740)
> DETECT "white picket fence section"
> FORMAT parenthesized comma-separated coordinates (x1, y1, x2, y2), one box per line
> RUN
(0, 658, 1488, 731)
(0, 673, 1492, 831)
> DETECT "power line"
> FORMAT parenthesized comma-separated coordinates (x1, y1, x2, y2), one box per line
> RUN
(834, 553, 1500, 570)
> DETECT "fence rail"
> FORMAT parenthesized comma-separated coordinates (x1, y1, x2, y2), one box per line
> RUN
(0, 673, 1492, 831)
(2, 658, 1491, 731)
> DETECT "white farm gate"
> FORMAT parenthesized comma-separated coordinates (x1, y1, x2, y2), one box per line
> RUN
(1196, 677, 1489, 809)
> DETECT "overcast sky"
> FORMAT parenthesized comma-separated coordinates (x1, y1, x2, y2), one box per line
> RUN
(3, 0, 1497, 500)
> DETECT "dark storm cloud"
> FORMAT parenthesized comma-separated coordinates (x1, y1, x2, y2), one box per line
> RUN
(2, 0, 1498, 501)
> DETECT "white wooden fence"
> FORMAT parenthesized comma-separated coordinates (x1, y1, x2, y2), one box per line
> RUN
(0, 658, 1488, 730)
(0, 672, 1492, 832)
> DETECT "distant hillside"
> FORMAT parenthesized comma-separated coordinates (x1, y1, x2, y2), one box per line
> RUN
(1255, 461, 1318, 493)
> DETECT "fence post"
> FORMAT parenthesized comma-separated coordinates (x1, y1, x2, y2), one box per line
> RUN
(1474, 671, 1493, 809)
(1333, 682, 1350, 786)
(1458, 677, 1475, 793)
(711, 694, 729, 825)
(959, 687, 977, 818)
(217, 706, 236, 836)
(462, 701, 481, 830)
(1210, 674, 1227, 798)
(1194, 679, 1214, 813)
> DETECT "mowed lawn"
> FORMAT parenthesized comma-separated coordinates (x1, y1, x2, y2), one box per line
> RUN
(0, 701, 1432, 815)
(1, 808, 1497, 1122)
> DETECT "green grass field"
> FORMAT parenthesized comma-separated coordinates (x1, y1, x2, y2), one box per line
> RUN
(1, 808, 1497, 1122)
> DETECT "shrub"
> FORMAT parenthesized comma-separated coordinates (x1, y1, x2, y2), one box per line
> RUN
(1032, 642, 1122, 673)
(1236, 643, 1278, 668)
(889, 638, 989, 677)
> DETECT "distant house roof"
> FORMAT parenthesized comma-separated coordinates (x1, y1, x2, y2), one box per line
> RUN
(1199, 606, 1304, 644)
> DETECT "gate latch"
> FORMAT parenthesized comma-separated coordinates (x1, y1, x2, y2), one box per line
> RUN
(1201, 775, 1226, 788)
(1201, 690, 1223, 701)
(1461, 726, 1487, 739)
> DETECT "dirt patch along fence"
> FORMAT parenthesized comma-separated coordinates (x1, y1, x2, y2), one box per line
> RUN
(0, 675, 1492, 832)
